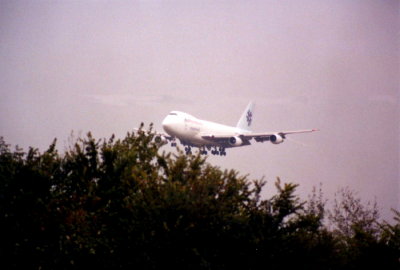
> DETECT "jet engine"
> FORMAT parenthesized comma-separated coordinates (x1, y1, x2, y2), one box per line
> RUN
(154, 135, 168, 145)
(270, 134, 284, 144)
(229, 136, 243, 146)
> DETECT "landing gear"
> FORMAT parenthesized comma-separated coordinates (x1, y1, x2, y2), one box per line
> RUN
(211, 147, 226, 156)
(184, 146, 192, 155)
(183, 145, 226, 156)
(199, 146, 208, 155)
(171, 138, 177, 147)
(219, 148, 227, 156)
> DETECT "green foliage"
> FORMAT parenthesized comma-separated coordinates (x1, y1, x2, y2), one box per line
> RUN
(327, 187, 400, 269)
(380, 209, 400, 269)
(0, 128, 399, 269)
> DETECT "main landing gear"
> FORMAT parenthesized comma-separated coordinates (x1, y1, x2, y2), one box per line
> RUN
(184, 146, 192, 155)
(211, 147, 226, 156)
(200, 149, 208, 155)
(199, 146, 226, 156)
(184, 146, 226, 156)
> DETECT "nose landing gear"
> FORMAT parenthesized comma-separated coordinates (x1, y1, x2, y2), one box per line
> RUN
(171, 138, 177, 147)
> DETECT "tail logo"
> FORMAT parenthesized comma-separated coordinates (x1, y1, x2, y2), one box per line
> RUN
(246, 110, 252, 126)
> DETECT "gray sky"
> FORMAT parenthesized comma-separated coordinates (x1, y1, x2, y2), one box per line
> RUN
(1, 0, 399, 220)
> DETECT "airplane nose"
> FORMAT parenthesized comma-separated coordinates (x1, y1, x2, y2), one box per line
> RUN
(162, 117, 171, 131)
(162, 115, 177, 135)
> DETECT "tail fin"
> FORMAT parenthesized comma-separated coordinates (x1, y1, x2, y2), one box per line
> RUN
(236, 101, 255, 131)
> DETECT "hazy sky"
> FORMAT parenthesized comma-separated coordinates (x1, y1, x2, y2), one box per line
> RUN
(1, 1, 399, 220)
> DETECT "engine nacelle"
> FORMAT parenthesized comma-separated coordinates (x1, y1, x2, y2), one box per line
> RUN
(270, 134, 284, 144)
(229, 136, 243, 146)
(154, 135, 168, 145)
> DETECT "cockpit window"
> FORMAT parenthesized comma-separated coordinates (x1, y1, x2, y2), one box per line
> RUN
(169, 112, 177, 116)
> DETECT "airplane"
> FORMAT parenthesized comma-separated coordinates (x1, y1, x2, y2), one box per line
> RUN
(156, 102, 318, 156)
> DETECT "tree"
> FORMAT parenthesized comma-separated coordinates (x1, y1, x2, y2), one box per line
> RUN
(0, 128, 399, 269)
(380, 209, 400, 269)
(0, 137, 62, 269)
(328, 187, 396, 269)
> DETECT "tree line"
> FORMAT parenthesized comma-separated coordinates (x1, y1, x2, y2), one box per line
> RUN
(0, 125, 399, 269)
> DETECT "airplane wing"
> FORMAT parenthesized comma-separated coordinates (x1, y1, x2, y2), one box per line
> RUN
(244, 129, 319, 141)
(201, 129, 318, 146)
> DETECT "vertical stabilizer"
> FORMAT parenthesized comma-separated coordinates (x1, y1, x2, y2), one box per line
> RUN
(236, 101, 255, 131)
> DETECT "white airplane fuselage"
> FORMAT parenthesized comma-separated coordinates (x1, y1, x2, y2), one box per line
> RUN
(162, 111, 248, 147)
